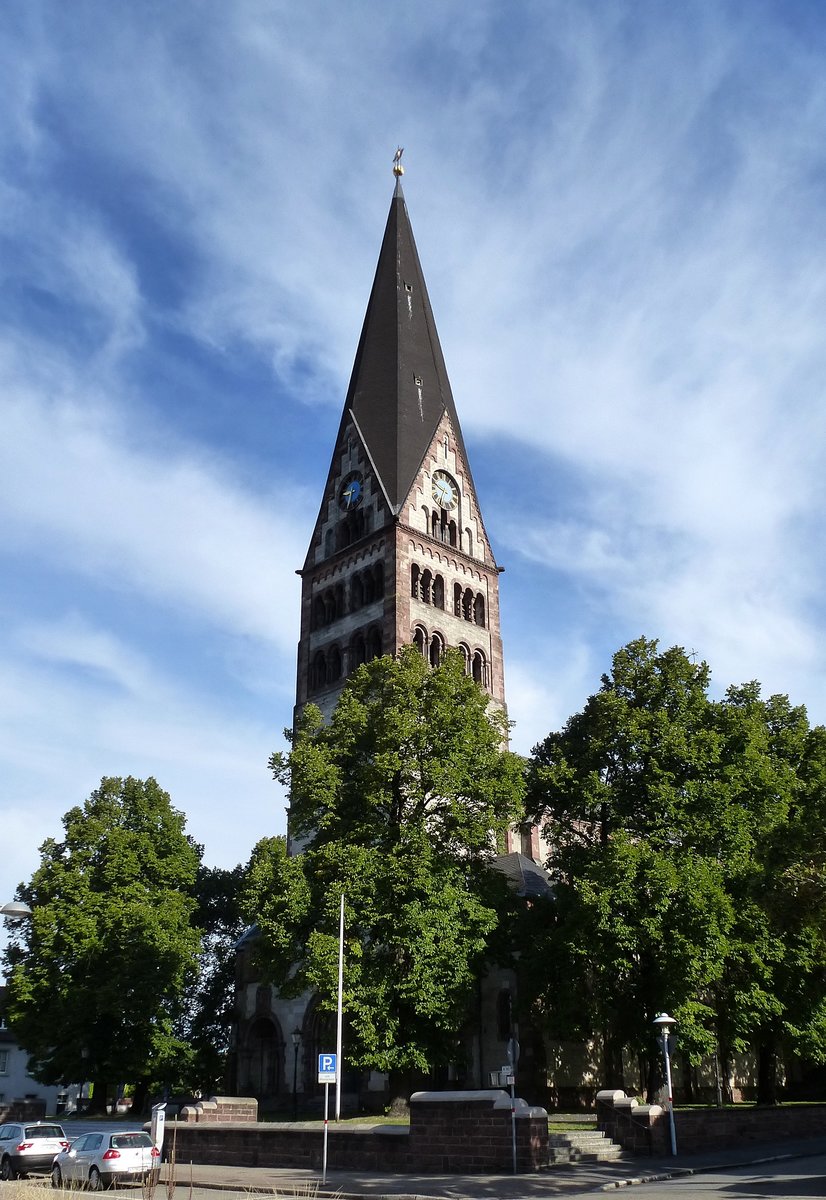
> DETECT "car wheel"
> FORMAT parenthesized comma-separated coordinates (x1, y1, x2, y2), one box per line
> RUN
(0, 1158, 16, 1182)
(51, 1164, 63, 1189)
(88, 1166, 105, 1191)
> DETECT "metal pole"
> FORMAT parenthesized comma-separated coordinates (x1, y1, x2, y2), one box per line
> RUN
(714, 1053, 723, 1109)
(292, 1041, 299, 1121)
(335, 893, 344, 1122)
(662, 1036, 677, 1156)
(510, 1068, 517, 1174)
(322, 1081, 330, 1185)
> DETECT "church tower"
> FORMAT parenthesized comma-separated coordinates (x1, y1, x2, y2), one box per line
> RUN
(231, 168, 544, 1109)
(294, 172, 506, 796)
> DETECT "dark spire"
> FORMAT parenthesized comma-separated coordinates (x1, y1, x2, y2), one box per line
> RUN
(343, 179, 471, 513)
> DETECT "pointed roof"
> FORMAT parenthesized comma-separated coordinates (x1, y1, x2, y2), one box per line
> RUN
(344, 179, 471, 513)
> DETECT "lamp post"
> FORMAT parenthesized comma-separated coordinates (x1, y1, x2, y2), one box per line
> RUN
(653, 1013, 677, 1156)
(0, 902, 32, 920)
(291, 1027, 302, 1122)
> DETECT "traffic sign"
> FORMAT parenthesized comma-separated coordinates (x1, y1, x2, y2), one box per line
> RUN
(318, 1052, 337, 1083)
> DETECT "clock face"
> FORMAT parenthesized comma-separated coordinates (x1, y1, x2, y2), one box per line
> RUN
(432, 470, 458, 510)
(339, 472, 364, 510)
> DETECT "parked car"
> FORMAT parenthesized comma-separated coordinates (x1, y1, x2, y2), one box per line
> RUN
(0, 1122, 70, 1179)
(51, 1130, 160, 1190)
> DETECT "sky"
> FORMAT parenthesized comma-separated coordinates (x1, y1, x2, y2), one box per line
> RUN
(3, 0, 826, 928)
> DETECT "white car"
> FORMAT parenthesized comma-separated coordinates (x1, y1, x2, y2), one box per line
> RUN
(51, 1130, 160, 1190)
(0, 1122, 69, 1178)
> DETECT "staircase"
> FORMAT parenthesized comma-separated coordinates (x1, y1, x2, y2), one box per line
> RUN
(547, 1129, 626, 1164)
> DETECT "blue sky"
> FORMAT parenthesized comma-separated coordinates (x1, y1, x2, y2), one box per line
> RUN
(3, 1, 826, 924)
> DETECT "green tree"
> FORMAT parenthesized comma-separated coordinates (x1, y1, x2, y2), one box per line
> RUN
(527, 639, 826, 1104)
(4, 777, 201, 1112)
(714, 687, 826, 1103)
(526, 639, 741, 1093)
(245, 647, 525, 1106)
(175, 864, 247, 1096)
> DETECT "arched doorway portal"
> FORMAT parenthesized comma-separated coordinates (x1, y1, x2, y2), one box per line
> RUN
(240, 1017, 283, 1104)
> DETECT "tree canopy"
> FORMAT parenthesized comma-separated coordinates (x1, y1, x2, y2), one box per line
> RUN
(4, 776, 201, 1109)
(245, 647, 525, 1098)
(525, 637, 826, 1102)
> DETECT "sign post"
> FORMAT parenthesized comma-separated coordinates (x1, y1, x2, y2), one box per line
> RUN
(150, 1102, 166, 1153)
(318, 1053, 337, 1184)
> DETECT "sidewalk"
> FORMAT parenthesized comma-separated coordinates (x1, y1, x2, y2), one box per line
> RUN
(162, 1134, 826, 1198)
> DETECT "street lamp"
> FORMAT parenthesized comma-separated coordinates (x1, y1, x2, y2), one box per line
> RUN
(291, 1027, 302, 1122)
(653, 1013, 677, 1156)
(0, 902, 32, 920)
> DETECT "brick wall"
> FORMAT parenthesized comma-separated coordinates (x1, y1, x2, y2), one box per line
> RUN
(179, 1096, 258, 1124)
(597, 1088, 826, 1155)
(0, 1101, 46, 1123)
(169, 1089, 548, 1173)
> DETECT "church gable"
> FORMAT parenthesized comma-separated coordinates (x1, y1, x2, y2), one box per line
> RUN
(395, 411, 505, 707)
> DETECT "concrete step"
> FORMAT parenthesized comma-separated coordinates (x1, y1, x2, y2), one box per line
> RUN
(547, 1130, 626, 1164)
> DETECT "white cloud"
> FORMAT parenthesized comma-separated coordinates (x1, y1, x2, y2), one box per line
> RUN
(2, 2, 826, 956)
(0, 360, 305, 649)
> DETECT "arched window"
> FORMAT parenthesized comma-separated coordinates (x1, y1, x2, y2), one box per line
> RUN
(337, 509, 366, 551)
(351, 633, 367, 668)
(474, 593, 486, 627)
(411, 564, 420, 599)
(374, 562, 385, 599)
(324, 593, 336, 624)
(367, 627, 382, 661)
(334, 584, 345, 618)
(433, 575, 445, 610)
(421, 569, 432, 605)
(465, 528, 473, 555)
(363, 568, 376, 605)
(324, 529, 334, 558)
(413, 626, 427, 657)
(431, 512, 440, 540)
(312, 596, 326, 630)
(447, 520, 457, 547)
(472, 650, 487, 687)
(311, 651, 327, 691)
(351, 574, 365, 611)
(327, 645, 342, 682)
(429, 632, 444, 668)
(462, 588, 473, 621)
(453, 582, 462, 617)
(458, 643, 470, 674)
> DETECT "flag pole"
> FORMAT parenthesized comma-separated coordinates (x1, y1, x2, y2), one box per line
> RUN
(335, 892, 344, 1121)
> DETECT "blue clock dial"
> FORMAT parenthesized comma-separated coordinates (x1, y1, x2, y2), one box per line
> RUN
(339, 473, 364, 510)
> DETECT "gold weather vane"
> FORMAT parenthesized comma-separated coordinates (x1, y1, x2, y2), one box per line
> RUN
(393, 146, 404, 177)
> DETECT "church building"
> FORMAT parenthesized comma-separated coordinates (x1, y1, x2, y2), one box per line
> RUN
(232, 162, 549, 1110)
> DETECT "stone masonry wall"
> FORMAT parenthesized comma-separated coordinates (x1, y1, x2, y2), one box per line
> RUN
(597, 1089, 826, 1156)
(179, 1096, 258, 1124)
(169, 1089, 548, 1173)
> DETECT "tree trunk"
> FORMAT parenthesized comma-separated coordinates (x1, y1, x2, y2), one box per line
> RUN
(602, 1029, 625, 1090)
(86, 1080, 109, 1115)
(756, 1039, 780, 1105)
(387, 1068, 411, 1116)
(131, 1079, 149, 1116)
(719, 1043, 734, 1105)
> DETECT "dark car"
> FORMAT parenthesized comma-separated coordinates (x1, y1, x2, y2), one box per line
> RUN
(0, 1121, 69, 1178)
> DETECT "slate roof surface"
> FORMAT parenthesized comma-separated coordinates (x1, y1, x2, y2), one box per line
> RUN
(492, 852, 555, 900)
(343, 179, 472, 514)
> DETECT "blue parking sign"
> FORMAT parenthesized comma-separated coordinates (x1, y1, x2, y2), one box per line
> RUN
(318, 1052, 337, 1082)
